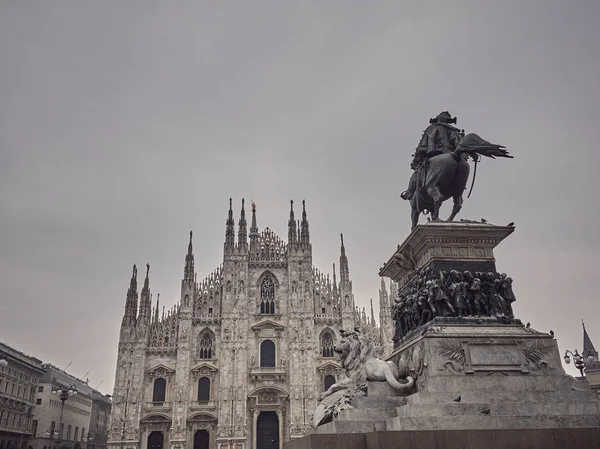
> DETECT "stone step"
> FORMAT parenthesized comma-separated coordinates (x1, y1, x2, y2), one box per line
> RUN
(423, 373, 575, 393)
(405, 389, 596, 405)
(395, 400, 600, 418)
(384, 413, 600, 431)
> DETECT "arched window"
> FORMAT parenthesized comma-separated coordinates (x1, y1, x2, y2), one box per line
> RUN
(324, 375, 336, 391)
(152, 378, 166, 403)
(260, 277, 275, 314)
(198, 332, 214, 359)
(321, 332, 335, 358)
(260, 340, 276, 368)
(305, 280, 310, 293)
(197, 377, 210, 402)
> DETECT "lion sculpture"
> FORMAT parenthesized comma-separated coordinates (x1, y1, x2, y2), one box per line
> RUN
(319, 329, 414, 400)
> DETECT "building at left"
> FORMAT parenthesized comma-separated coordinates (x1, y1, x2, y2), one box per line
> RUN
(0, 343, 111, 449)
(0, 342, 45, 449)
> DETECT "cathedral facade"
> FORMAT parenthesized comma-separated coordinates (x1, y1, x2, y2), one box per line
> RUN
(108, 200, 380, 449)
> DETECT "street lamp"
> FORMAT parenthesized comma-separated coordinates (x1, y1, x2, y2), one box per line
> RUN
(52, 384, 78, 441)
(0, 359, 8, 367)
(564, 349, 586, 377)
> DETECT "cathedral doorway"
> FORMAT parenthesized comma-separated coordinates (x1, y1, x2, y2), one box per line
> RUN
(256, 411, 279, 449)
(192, 430, 209, 449)
(147, 431, 164, 449)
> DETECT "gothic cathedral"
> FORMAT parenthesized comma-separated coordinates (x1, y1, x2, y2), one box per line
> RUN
(108, 200, 381, 449)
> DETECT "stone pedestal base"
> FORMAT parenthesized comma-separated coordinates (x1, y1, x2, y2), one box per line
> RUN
(286, 322, 600, 449)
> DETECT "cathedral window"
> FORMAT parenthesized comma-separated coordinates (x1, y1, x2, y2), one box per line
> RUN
(324, 375, 336, 391)
(321, 332, 335, 358)
(197, 377, 210, 402)
(305, 280, 310, 293)
(291, 281, 297, 293)
(198, 332, 215, 359)
(260, 277, 275, 314)
(239, 280, 244, 293)
(152, 378, 166, 403)
(226, 281, 232, 293)
(184, 294, 190, 306)
(260, 340, 276, 368)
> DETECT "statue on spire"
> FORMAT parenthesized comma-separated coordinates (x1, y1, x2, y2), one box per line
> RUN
(400, 111, 512, 229)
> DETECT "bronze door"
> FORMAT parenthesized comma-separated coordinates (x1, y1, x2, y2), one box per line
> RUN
(256, 411, 279, 449)
(193, 430, 209, 449)
(147, 432, 164, 449)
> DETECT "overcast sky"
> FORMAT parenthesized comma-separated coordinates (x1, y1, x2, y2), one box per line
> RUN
(1, 1, 599, 394)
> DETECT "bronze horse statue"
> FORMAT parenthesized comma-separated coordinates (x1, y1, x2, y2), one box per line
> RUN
(407, 133, 512, 230)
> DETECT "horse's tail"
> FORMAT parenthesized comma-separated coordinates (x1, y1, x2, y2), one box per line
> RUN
(454, 133, 512, 160)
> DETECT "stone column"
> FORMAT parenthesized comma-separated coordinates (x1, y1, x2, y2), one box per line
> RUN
(276, 409, 283, 449)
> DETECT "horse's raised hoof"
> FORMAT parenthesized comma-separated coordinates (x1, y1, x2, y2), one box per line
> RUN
(400, 191, 413, 201)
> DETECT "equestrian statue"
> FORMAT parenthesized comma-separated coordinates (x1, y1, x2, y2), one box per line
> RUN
(400, 111, 512, 230)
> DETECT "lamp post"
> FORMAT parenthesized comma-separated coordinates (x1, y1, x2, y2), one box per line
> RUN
(52, 384, 78, 442)
(564, 349, 589, 377)
(0, 359, 8, 368)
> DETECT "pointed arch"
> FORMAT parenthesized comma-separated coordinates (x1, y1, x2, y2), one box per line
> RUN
(257, 271, 278, 315)
(197, 328, 215, 359)
(319, 328, 336, 358)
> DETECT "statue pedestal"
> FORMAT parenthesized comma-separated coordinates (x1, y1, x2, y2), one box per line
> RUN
(285, 222, 600, 449)
(379, 221, 514, 290)
(380, 222, 521, 350)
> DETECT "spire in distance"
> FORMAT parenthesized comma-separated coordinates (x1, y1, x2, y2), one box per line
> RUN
(225, 198, 235, 247)
(300, 200, 310, 244)
(238, 198, 248, 246)
(123, 264, 138, 325)
(249, 200, 259, 245)
(340, 233, 350, 283)
(184, 231, 194, 281)
(288, 200, 297, 244)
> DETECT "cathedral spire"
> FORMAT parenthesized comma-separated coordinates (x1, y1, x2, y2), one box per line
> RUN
(225, 198, 235, 249)
(122, 264, 138, 327)
(238, 198, 248, 248)
(184, 231, 194, 281)
(340, 233, 350, 284)
(288, 200, 297, 244)
(154, 294, 160, 323)
(370, 298, 376, 325)
(249, 200, 259, 247)
(332, 263, 338, 296)
(300, 200, 310, 244)
(139, 263, 151, 323)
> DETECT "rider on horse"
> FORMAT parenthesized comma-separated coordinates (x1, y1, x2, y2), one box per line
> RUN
(401, 111, 464, 201)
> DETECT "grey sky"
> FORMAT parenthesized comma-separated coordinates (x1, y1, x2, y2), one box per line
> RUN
(1, 1, 599, 393)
